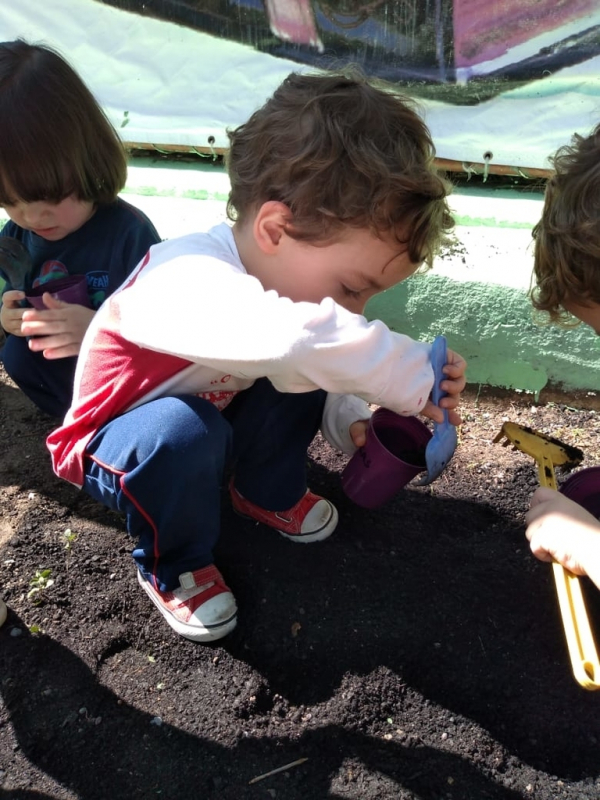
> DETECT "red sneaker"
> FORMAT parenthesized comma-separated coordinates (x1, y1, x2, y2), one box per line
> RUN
(137, 566, 237, 642)
(230, 482, 338, 543)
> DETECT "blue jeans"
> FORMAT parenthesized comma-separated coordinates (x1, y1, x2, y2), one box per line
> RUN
(83, 379, 326, 591)
(1, 334, 76, 417)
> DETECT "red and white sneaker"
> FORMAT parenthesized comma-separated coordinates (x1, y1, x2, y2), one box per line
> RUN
(137, 566, 237, 642)
(230, 482, 338, 543)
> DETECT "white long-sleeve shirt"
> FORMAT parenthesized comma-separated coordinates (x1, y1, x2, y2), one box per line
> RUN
(47, 223, 433, 486)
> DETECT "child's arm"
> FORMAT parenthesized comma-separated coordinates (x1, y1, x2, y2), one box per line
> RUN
(19, 293, 95, 359)
(325, 347, 467, 453)
(0, 289, 26, 336)
(525, 487, 600, 590)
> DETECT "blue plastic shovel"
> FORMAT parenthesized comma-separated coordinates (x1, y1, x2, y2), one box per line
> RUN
(0, 236, 34, 292)
(416, 335, 457, 486)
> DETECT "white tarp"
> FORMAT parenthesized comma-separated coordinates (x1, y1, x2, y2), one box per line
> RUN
(1, 0, 599, 170)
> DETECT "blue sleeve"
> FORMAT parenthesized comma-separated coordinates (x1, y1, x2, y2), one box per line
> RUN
(0, 220, 22, 295)
(107, 205, 162, 294)
(120, 221, 161, 275)
(1, 220, 17, 237)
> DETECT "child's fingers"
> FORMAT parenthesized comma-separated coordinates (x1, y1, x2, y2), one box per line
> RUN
(442, 362, 466, 378)
(0, 305, 26, 336)
(27, 330, 82, 359)
(445, 408, 462, 426)
(21, 307, 69, 323)
(1, 289, 26, 306)
(420, 399, 442, 423)
(443, 349, 467, 374)
(528, 526, 589, 574)
(421, 401, 461, 426)
(525, 497, 569, 535)
(349, 418, 369, 448)
(527, 531, 557, 564)
(421, 399, 459, 424)
(41, 342, 81, 359)
(528, 486, 556, 510)
(36, 292, 69, 310)
(526, 490, 596, 527)
(21, 304, 94, 341)
(440, 374, 466, 394)
(439, 391, 461, 408)
(21, 318, 66, 338)
(438, 399, 462, 424)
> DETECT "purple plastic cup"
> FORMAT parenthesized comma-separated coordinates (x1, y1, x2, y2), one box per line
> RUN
(26, 275, 90, 309)
(560, 467, 600, 519)
(341, 407, 432, 509)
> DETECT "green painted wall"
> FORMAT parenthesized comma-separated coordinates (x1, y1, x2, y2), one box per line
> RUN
(366, 273, 600, 395)
(2, 163, 599, 396)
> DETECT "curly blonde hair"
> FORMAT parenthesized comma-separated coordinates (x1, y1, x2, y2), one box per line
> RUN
(226, 70, 453, 268)
(531, 123, 600, 322)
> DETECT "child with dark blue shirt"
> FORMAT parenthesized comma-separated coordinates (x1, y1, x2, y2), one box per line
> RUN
(0, 40, 160, 418)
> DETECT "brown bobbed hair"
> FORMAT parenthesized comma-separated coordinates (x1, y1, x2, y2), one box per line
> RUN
(226, 70, 453, 268)
(0, 39, 127, 206)
(532, 123, 600, 322)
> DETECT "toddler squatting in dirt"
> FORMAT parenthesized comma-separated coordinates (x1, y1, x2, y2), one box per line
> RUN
(526, 122, 600, 592)
(0, 40, 160, 419)
(47, 70, 467, 643)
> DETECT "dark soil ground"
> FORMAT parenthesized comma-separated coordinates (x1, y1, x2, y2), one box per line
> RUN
(2, 363, 600, 800)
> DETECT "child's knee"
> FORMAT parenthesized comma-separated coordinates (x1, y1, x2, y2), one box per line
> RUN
(148, 395, 232, 456)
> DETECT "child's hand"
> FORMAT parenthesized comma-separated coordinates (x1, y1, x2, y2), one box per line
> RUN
(525, 487, 600, 590)
(349, 418, 370, 448)
(0, 289, 27, 336)
(20, 293, 95, 359)
(420, 348, 467, 426)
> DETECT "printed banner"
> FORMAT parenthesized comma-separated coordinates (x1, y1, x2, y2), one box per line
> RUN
(1, 0, 599, 172)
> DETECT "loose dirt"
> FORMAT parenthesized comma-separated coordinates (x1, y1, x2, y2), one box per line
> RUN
(2, 365, 600, 800)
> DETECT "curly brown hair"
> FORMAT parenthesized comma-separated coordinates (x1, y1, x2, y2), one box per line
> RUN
(531, 123, 600, 322)
(226, 70, 453, 268)
(0, 39, 127, 207)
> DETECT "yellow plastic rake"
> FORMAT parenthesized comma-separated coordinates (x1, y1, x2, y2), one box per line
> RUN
(494, 421, 600, 690)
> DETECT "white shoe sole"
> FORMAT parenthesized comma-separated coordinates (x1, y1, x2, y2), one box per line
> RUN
(137, 571, 237, 643)
(278, 503, 339, 543)
(234, 496, 339, 544)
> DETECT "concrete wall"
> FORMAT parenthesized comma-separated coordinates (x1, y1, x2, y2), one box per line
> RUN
(368, 271, 599, 396)
(367, 189, 600, 395)
(2, 160, 599, 395)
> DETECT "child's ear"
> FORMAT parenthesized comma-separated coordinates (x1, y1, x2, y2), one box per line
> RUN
(253, 201, 292, 254)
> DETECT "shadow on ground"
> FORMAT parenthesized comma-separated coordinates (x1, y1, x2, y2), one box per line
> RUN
(1, 368, 600, 798)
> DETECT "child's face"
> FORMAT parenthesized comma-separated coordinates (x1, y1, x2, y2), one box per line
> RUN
(264, 227, 419, 314)
(562, 300, 600, 335)
(2, 194, 95, 241)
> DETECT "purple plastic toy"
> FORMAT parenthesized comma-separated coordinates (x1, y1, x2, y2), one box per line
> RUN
(560, 467, 600, 519)
(26, 275, 90, 310)
(341, 407, 432, 509)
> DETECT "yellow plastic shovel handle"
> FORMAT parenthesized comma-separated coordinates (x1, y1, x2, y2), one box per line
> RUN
(537, 457, 600, 690)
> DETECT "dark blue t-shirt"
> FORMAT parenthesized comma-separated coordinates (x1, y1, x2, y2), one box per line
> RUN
(1, 197, 161, 309)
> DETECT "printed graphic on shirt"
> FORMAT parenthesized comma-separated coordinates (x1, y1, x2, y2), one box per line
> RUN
(86, 270, 110, 309)
(197, 390, 237, 411)
(33, 260, 69, 286)
(32, 264, 109, 309)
